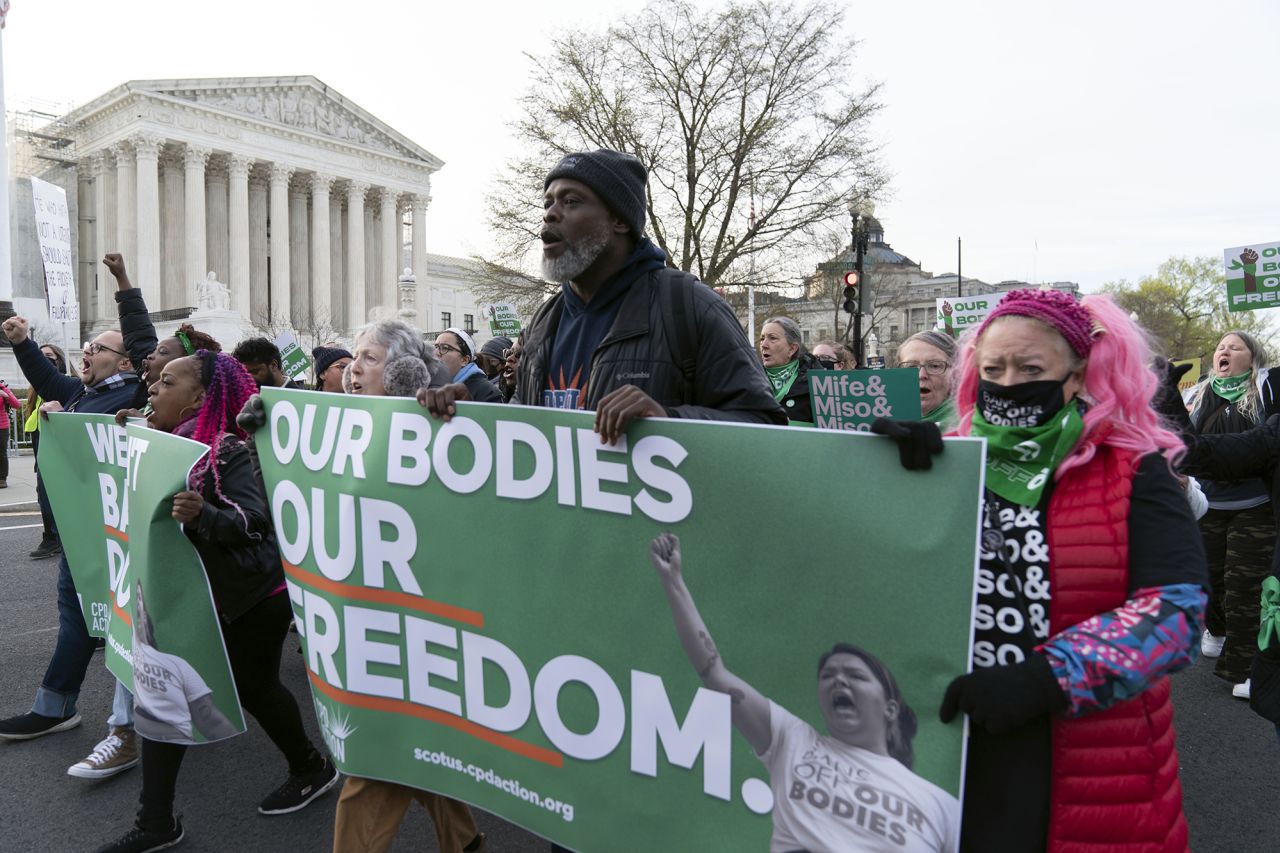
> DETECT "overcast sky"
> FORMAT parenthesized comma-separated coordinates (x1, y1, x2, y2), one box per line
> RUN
(5, 0, 1276, 292)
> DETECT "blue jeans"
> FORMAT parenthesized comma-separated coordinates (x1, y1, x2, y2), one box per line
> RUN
(32, 554, 133, 729)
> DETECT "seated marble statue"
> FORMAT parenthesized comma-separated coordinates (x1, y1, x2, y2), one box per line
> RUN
(196, 272, 231, 312)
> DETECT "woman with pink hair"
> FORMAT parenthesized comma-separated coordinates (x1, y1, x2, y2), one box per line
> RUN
(877, 289, 1208, 852)
(97, 351, 336, 853)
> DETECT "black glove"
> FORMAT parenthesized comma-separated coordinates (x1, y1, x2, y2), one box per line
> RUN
(236, 394, 266, 434)
(870, 417, 944, 471)
(1150, 357, 1194, 440)
(939, 654, 1067, 735)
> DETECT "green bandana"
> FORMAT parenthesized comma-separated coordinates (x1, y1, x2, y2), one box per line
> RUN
(1211, 370, 1251, 403)
(765, 360, 800, 402)
(970, 400, 1086, 506)
(923, 397, 957, 430)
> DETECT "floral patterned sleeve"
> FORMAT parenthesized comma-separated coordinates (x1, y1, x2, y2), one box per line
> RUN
(1037, 583, 1206, 717)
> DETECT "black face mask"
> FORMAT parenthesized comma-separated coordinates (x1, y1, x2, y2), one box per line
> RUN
(978, 375, 1073, 428)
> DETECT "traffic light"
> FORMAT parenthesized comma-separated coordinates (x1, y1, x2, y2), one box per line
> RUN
(842, 271, 859, 314)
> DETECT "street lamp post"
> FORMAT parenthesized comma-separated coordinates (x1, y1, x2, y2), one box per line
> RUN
(849, 203, 870, 367)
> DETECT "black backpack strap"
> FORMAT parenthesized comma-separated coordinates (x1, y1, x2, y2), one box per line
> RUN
(658, 269, 698, 406)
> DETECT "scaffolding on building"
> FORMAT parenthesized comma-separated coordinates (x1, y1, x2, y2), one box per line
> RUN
(10, 98, 76, 178)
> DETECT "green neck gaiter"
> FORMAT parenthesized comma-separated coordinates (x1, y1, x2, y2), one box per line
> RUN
(1211, 370, 1252, 403)
(765, 360, 800, 402)
(923, 397, 956, 429)
(969, 400, 1086, 505)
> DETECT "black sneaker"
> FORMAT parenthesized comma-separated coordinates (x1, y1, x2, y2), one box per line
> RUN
(257, 758, 340, 815)
(93, 818, 184, 853)
(30, 537, 61, 559)
(0, 711, 81, 741)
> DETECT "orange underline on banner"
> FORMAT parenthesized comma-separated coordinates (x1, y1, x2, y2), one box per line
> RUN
(105, 525, 128, 542)
(281, 561, 484, 629)
(307, 671, 564, 769)
(112, 599, 132, 627)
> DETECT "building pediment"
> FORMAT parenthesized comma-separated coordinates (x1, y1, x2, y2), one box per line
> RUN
(123, 77, 441, 167)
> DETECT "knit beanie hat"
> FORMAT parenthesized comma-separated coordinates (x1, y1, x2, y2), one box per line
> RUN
(480, 336, 512, 361)
(545, 150, 648, 237)
(978, 289, 1096, 358)
(312, 346, 353, 377)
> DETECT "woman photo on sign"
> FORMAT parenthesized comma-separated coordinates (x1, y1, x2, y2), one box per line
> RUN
(130, 580, 237, 743)
(874, 288, 1208, 852)
(649, 533, 960, 853)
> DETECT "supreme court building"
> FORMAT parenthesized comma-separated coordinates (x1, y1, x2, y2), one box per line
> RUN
(12, 76, 486, 354)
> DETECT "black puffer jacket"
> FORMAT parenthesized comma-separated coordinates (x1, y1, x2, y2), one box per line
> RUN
(517, 267, 785, 424)
(185, 436, 284, 623)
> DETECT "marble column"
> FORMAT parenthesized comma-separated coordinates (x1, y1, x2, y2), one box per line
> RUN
(269, 165, 294, 325)
(411, 193, 429, 323)
(310, 174, 334, 331)
(289, 182, 310, 329)
(112, 141, 137, 286)
(379, 189, 400, 317)
(91, 153, 113, 322)
(364, 201, 378, 314)
(132, 134, 162, 307)
(328, 192, 344, 331)
(160, 149, 185, 310)
(227, 154, 254, 320)
(76, 162, 93, 316)
(183, 145, 211, 309)
(345, 181, 368, 330)
(206, 158, 230, 285)
(249, 170, 269, 323)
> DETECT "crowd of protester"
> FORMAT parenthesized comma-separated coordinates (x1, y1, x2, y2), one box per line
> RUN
(0, 146, 1273, 853)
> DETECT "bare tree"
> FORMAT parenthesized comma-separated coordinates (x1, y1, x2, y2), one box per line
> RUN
(484, 0, 887, 294)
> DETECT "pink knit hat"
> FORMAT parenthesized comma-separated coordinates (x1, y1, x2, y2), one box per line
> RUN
(977, 289, 1095, 358)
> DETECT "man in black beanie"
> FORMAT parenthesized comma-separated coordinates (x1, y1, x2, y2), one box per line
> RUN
(312, 345, 353, 393)
(420, 148, 783, 440)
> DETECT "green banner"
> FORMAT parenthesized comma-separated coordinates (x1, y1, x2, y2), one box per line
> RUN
(485, 302, 522, 335)
(275, 330, 313, 380)
(808, 368, 922, 431)
(40, 414, 133, 638)
(43, 413, 245, 744)
(257, 389, 981, 851)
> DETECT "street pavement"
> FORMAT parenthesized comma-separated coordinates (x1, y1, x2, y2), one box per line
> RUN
(0, 453, 1277, 851)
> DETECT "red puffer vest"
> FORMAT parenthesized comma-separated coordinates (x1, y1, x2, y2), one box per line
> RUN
(1045, 442, 1188, 853)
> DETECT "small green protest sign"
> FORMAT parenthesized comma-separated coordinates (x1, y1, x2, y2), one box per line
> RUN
(935, 295, 1001, 337)
(274, 331, 312, 380)
(485, 303, 522, 335)
(42, 413, 245, 744)
(40, 414, 134, 637)
(1225, 240, 1280, 313)
(256, 389, 981, 851)
(808, 368, 922, 431)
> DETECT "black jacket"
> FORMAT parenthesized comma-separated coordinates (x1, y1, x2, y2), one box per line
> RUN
(517, 267, 785, 424)
(185, 437, 284, 623)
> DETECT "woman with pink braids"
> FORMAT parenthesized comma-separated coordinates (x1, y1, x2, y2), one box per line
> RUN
(97, 351, 336, 853)
(875, 289, 1208, 852)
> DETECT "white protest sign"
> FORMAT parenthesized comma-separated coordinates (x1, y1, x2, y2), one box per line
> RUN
(31, 177, 79, 324)
(935, 295, 1002, 338)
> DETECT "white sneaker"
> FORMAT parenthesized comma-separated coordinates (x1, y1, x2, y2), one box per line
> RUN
(1201, 630, 1225, 658)
(1232, 679, 1251, 700)
(67, 726, 139, 779)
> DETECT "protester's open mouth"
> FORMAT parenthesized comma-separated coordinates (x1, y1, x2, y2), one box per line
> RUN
(831, 691, 856, 715)
(541, 229, 564, 253)
(80, 358, 91, 375)
(1218, 357, 1231, 371)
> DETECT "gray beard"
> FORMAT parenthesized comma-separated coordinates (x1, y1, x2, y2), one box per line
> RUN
(540, 221, 612, 283)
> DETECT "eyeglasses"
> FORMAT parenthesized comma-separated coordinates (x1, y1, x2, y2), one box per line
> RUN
(433, 343, 461, 356)
(815, 357, 840, 370)
(503, 348, 521, 362)
(899, 360, 950, 376)
(83, 341, 127, 358)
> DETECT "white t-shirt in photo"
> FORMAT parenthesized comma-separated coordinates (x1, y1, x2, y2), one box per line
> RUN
(132, 640, 214, 740)
(758, 702, 960, 853)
